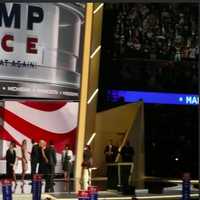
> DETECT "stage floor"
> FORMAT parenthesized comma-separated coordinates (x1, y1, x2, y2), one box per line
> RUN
(49, 191, 199, 199)
(0, 180, 198, 200)
(0, 190, 199, 200)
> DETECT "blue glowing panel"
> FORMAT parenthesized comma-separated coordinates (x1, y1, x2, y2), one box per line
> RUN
(108, 90, 199, 106)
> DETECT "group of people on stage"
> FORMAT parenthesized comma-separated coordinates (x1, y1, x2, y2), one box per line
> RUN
(104, 139, 134, 163)
(5, 140, 74, 193)
(5, 140, 29, 187)
(5, 138, 134, 192)
(104, 139, 135, 189)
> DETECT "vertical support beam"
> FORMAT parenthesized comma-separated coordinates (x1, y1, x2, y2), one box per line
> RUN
(85, 3, 103, 148)
(74, 2, 104, 192)
(74, 3, 94, 192)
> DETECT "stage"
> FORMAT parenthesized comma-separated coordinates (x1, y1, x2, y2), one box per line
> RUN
(0, 190, 199, 200)
(0, 179, 198, 200)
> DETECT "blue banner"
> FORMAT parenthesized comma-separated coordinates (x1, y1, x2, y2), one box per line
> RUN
(108, 90, 199, 106)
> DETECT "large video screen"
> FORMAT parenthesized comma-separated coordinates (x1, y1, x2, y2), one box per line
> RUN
(0, 100, 78, 174)
(0, 3, 86, 176)
(0, 3, 85, 100)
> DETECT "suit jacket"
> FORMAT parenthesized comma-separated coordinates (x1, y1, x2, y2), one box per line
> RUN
(46, 146, 57, 167)
(6, 149, 16, 165)
(121, 145, 134, 162)
(38, 147, 49, 174)
(31, 143, 40, 164)
(104, 145, 118, 163)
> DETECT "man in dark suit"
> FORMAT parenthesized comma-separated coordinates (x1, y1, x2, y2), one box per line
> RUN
(120, 141, 135, 187)
(121, 141, 134, 162)
(104, 139, 118, 189)
(6, 141, 17, 183)
(45, 141, 57, 192)
(104, 139, 118, 163)
(37, 140, 50, 192)
(31, 139, 40, 179)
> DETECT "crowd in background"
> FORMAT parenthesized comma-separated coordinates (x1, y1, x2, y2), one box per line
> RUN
(111, 3, 198, 61)
(100, 3, 198, 96)
(109, 59, 198, 93)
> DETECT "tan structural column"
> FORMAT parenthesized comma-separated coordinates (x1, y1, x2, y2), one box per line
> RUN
(85, 3, 103, 144)
(74, 3, 94, 192)
(74, 3, 103, 192)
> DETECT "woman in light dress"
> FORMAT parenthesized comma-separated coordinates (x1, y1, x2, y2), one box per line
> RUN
(21, 139, 28, 185)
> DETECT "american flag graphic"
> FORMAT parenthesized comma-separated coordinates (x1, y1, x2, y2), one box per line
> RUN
(0, 101, 79, 155)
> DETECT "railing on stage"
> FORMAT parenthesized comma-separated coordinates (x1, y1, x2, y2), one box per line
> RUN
(106, 162, 134, 188)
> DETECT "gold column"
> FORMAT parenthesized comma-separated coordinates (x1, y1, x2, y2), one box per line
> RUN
(74, 3, 103, 192)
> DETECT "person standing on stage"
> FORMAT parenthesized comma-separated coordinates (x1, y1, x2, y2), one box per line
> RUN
(121, 141, 134, 162)
(104, 139, 118, 163)
(38, 140, 50, 192)
(38, 140, 48, 174)
(81, 145, 93, 190)
(120, 141, 135, 187)
(62, 144, 73, 182)
(6, 141, 17, 185)
(104, 139, 118, 189)
(83, 145, 93, 168)
(31, 139, 40, 178)
(45, 141, 57, 192)
(21, 139, 29, 184)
